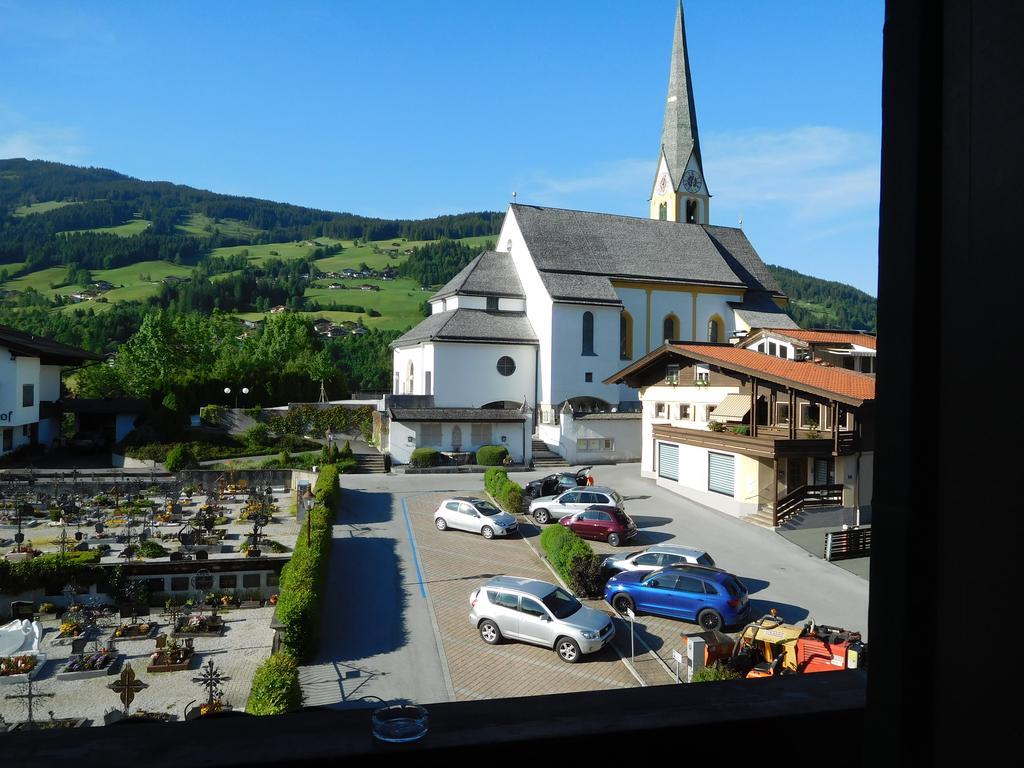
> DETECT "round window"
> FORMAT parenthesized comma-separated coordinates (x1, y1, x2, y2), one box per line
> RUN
(496, 356, 516, 376)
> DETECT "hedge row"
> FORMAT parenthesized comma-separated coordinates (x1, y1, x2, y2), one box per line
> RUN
(538, 526, 604, 598)
(246, 652, 302, 715)
(275, 464, 340, 661)
(409, 447, 441, 467)
(0, 551, 103, 596)
(484, 468, 523, 513)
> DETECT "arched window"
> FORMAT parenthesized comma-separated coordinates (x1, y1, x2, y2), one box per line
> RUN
(663, 314, 679, 342)
(619, 311, 634, 359)
(406, 361, 415, 394)
(686, 199, 698, 223)
(582, 311, 595, 355)
(707, 315, 723, 342)
(658, 202, 668, 221)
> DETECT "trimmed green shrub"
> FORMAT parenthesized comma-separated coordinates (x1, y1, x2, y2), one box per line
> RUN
(338, 440, 354, 460)
(731, 425, 750, 436)
(475, 445, 509, 466)
(247, 653, 301, 715)
(484, 468, 523, 513)
(164, 443, 196, 472)
(538, 526, 603, 597)
(137, 540, 168, 559)
(692, 663, 742, 682)
(245, 423, 271, 447)
(199, 404, 225, 426)
(409, 447, 441, 467)
(707, 420, 726, 433)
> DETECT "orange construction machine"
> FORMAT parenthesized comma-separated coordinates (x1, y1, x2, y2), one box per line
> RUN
(725, 611, 866, 678)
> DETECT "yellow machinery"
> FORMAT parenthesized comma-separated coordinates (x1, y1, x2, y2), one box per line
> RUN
(729, 611, 805, 678)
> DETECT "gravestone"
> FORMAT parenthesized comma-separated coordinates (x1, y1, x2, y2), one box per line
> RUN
(169, 551, 183, 562)
(195, 550, 208, 561)
(71, 636, 89, 655)
(10, 601, 34, 620)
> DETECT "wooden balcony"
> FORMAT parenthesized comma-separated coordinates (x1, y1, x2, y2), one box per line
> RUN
(652, 424, 859, 458)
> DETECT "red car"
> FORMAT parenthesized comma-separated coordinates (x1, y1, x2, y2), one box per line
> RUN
(559, 505, 638, 547)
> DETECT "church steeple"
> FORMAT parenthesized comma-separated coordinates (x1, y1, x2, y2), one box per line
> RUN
(650, 1, 710, 225)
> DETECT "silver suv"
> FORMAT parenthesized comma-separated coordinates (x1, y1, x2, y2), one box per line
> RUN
(528, 486, 624, 525)
(602, 544, 716, 574)
(468, 576, 615, 663)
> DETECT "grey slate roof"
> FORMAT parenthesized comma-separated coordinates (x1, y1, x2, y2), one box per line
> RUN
(389, 408, 527, 422)
(0, 324, 103, 365)
(510, 204, 784, 306)
(391, 308, 538, 348)
(656, 1, 705, 194)
(727, 292, 799, 329)
(431, 251, 525, 301)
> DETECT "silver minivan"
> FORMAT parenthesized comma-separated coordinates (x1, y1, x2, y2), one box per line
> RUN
(468, 576, 615, 663)
(601, 544, 716, 574)
(528, 486, 624, 525)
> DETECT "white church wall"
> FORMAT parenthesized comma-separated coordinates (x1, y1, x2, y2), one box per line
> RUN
(649, 290, 695, 345)
(499, 297, 526, 311)
(549, 303, 622, 407)
(430, 300, 445, 314)
(501, 210, 553, 408)
(392, 344, 434, 395)
(695, 293, 742, 341)
(616, 286, 647, 358)
(431, 342, 535, 408)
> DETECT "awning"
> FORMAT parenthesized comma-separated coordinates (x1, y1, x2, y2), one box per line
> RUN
(709, 393, 751, 421)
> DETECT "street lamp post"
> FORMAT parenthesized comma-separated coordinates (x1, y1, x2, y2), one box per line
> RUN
(224, 386, 250, 409)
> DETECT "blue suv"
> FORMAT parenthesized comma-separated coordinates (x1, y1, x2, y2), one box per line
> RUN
(604, 564, 751, 631)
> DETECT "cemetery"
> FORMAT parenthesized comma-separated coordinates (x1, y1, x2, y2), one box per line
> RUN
(0, 468, 312, 729)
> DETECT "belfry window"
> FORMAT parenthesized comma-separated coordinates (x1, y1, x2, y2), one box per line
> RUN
(686, 199, 698, 223)
(658, 202, 668, 220)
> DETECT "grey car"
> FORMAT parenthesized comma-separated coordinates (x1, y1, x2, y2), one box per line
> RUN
(528, 486, 625, 525)
(468, 576, 615, 663)
(602, 544, 716, 574)
(434, 497, 518, 539)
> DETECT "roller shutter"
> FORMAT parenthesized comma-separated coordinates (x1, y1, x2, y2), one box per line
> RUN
(657, 442, 680, 481)
(707, 452, 735, 496)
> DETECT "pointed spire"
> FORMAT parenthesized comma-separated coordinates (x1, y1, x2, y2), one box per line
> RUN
(659, 1, 704, 190)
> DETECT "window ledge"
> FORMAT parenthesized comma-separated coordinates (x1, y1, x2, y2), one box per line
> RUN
(3, 672, 866, 765)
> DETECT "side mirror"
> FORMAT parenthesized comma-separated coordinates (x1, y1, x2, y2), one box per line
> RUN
(540, 614, 551, 622)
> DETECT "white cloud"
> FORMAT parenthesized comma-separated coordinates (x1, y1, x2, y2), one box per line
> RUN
(705, 126, 880, 221)
(0, 106, 87, 162)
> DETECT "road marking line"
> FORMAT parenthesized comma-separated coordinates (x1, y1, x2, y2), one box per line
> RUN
(402, 497, 426, 598)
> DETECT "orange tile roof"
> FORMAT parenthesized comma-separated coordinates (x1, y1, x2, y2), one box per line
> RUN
(762, 328, 877, 350)
(670, 343, 876, 402)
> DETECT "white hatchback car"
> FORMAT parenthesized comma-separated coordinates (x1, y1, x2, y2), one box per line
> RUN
(434, 497, 518, 539)
(528, 486, 625, 525)
(601, 544, 716, 574)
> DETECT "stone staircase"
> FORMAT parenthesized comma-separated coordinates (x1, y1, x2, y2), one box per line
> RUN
(742, 505, 777, 529)
(531, 439, 568, 468)
(354, 453, 387, 473)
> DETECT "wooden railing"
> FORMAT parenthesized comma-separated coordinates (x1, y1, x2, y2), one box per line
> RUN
(775, 483, 844, 525)
(824, 526, 872, 561)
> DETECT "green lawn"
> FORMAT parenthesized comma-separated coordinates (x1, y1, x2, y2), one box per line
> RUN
(61, 215, 152, 237)
(176, 212, 264, 239)
(0, 266, 69, 295)
(13, 200, 82, 217)
(207, 238, 347, 266)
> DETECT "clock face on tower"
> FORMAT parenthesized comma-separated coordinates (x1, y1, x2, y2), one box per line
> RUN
(657, 172, 669, 196)
(682, 170, 702, 193)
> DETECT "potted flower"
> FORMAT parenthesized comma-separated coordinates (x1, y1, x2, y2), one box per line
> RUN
(268, 594, 278, 605)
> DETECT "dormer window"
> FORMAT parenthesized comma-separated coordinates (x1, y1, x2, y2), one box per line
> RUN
(665, 364, 680, 385)
(694, 364, 710, 385)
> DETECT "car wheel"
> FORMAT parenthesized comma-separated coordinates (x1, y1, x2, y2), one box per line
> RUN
(556, 637, 582, 663)
(481, 526, 494, 539)
(612, 594, 634, 614)
(479, 620, 502, 644)
(698, 609, 724, 632)
(607, 532, 621, 547)
(533, 508, 550, 524)
(435, 518, 448, 531)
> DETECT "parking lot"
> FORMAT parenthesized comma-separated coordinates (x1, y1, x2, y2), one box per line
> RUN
(322, 464, 870, 705)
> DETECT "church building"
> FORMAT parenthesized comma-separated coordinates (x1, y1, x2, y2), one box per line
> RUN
(384, 2, 797, 466)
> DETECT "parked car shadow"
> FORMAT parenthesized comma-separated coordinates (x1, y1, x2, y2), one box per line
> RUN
(629, 530, 676, 545)
(625, 515, 673, 529)
(620, 494, 652, 502)
(746, 599, 809, 626)
(610, 615, 666, 653)
(738, 577, 771, 595)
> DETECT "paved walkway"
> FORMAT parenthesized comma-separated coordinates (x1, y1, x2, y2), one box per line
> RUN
(297, 481, 451, 709)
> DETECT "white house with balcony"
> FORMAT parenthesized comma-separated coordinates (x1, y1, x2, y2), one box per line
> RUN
(385, 1, 797, 465)
(0, 325, 101, 457)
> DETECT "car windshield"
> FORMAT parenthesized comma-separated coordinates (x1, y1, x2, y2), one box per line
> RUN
(474, 501, 502, 517)
(697, 553, 716, 567)
(542, 587, 582, 619)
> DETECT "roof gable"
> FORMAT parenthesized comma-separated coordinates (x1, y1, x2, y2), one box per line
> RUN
(431, 250, 525, 301)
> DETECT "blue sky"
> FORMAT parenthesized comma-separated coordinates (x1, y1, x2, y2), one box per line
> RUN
(0, 1, 883, 295)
